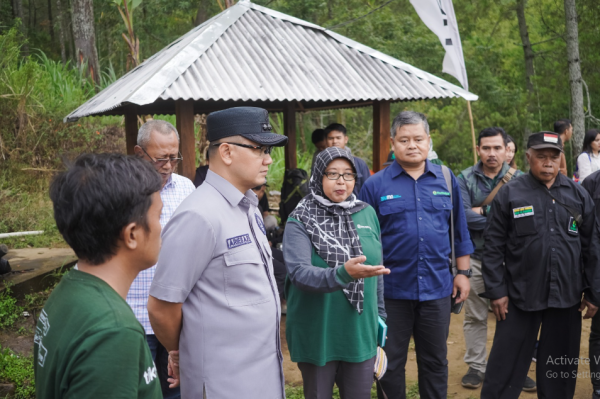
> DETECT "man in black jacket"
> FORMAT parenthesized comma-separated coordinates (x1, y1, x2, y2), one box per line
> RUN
(581, 171, 600, 399)
(480, 131, 600, 399)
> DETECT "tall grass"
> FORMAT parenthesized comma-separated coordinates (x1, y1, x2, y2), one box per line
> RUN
(0, 27, 119, 167)
(0, 164, 65, 247)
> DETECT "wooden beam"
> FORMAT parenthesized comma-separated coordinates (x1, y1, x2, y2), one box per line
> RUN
(373, 100, 391, 172)
(283, 101, 297, 170)
(124, 105, 138, 155)
(176, 100, 196, 180)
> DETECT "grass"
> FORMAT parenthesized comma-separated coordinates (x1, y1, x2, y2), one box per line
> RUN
(285, 381, 420, 399)
(0, 345, 35, 399)
(0, 285, 22, 329)
(0, 164, 65, 248)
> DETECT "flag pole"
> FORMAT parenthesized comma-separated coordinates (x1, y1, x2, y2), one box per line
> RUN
(467, 100, 477, 165)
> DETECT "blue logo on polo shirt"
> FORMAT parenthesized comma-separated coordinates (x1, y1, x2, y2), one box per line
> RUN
(255, 214, 266, 235)
(226, 234, 252, 249)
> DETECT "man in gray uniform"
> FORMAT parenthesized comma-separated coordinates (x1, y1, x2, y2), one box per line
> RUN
(148, 107, 288, 399)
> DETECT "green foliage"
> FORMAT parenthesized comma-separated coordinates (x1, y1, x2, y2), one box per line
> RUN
(0, 164, 65, 247)
(0, 0, 598, 237)
(0, 345, 35, 399)
(0, 27, 124, 170)
(0, 285, 22, 330)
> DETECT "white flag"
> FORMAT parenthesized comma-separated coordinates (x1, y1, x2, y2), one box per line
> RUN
(409, 0, 468, 91)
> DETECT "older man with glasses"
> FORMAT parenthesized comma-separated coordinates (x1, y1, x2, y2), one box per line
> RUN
(128, 119, 195, 399)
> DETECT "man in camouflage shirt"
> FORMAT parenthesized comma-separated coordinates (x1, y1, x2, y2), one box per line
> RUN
(457, 127, 535, 392)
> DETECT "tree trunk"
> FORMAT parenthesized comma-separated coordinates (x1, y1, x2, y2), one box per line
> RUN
(71, 0, 100, 84)
(298, 112, 307, 153)
(66, 0, 75, 63)
(516, 0, 535, 94)
(47, 0, 55, 41)
(14, 0, 29, 56)
(515, 0, 536, 168)
(55, 0, 67, 64)
(564, 0, 585, 155)
(194, 0, 208, 26)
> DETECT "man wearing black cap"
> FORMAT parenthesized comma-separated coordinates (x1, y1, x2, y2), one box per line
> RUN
(480, 131, 600, 398)
(147, 107, 288, 399)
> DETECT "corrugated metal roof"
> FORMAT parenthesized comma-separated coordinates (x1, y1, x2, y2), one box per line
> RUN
(65, 0, 477, 122)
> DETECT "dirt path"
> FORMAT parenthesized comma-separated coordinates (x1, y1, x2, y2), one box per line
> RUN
(282, 311, 595, 398)
(3, 306, 595, 397)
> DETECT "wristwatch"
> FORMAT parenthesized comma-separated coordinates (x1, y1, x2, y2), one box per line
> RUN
(456, 269, 473, 278)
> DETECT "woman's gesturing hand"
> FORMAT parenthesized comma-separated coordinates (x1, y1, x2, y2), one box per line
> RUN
(344, 256, 391, 279)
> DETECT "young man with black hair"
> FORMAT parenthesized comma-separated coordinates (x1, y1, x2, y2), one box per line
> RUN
(554, 118, 573, 176)
(34, 153, 164, 399)
(325, 123, 371, 194)
(457, 127, 534, 391)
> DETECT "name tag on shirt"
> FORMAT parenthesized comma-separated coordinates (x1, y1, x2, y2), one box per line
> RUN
(226, 234, 252, 249)
(567, 216, 578, 235)
(513, 206, 534, 219)
(380, 195, 401, 202)
(432, 191, 450, 196)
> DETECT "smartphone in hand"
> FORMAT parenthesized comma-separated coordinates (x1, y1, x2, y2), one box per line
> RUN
(451, 290, 464, 314)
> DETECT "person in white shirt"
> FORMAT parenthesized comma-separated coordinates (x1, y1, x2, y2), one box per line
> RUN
(577, 129, 600, 182)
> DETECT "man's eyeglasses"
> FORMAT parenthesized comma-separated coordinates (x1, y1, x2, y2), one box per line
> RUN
(140, 146, 183, 167)
(212, 142, 273, 156)
(324, 172, 357, 181)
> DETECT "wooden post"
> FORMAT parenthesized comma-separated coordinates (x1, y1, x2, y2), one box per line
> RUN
(283, 101, 297, 170)
(176, 100, 196, 180)
(467, 101, 477, 165)
(373, 100, 391, 172)
(124, 104, 138, 155)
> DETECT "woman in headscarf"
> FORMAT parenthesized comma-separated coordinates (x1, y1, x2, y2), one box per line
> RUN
(283, 147, 390, 399)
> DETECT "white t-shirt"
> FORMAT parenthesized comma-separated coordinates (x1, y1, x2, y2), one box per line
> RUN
(577, 152, 600, 181)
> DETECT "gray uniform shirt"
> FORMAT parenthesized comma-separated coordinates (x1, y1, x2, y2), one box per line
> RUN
(150, 170, 284, 399)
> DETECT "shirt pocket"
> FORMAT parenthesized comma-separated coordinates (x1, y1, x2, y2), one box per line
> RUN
(379, 199, 406, 232)
(223, 245, 272, 307)
(430, 197, 452, 231)
(356, 227, 382, 265)
(513, 216, 537, 236)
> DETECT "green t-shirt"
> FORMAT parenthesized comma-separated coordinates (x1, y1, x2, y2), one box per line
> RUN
(34, 269, 162, 399)
(285, 207, 382, 366)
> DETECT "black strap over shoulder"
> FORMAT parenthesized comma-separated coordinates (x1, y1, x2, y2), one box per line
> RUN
(540, 187, 583, 226)
(441, 166, 456, 274)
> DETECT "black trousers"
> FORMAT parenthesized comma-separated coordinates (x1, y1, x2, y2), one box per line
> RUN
(298, 357, 376, 399)
(589, 310, 600, 390)
(377, 296, 451, 399)
(481, 301, 581, 399)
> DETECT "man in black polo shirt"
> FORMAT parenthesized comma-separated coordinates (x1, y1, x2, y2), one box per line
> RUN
(480, 131, 600, 399)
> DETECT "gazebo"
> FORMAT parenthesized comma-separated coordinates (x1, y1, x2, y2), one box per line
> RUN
(65, 0, 477, 180)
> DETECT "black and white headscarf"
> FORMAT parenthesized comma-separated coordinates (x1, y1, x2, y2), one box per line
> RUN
(290, 147, 368, 314)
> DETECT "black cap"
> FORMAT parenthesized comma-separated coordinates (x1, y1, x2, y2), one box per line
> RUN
(527, 131, 563, 152)
(207, 107, 288, 147)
